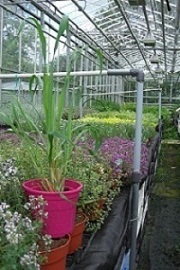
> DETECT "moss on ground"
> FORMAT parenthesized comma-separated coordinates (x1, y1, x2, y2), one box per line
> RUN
(138, 144, 180, 270)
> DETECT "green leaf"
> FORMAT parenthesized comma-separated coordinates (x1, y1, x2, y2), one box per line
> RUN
(29, 74, 39, 101)
(29, 18, 46, 64)
(53, 15, 69, 57)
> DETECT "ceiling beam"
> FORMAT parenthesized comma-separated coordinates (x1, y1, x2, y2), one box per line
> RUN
(70, 0, 133, 68)
(113, 0, 156, 80)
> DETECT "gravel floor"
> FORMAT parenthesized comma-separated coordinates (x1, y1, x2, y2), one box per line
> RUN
(138, 144, 180, 270)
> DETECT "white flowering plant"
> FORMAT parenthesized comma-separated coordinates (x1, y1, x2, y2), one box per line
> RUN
(0, 198, 52, 270)
(0, 155, 52, 270)
(0, 202, 39, 270)
(0, 155, 30, 214)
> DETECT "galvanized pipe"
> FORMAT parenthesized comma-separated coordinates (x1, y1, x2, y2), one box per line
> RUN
(160, 0, 167, 73)
(0, 69, 141, 79)
(0, 1, 3, 107)
(158, 89, 162, 121)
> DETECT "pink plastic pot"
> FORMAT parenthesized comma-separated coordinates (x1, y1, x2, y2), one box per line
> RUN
(23, 179, 83, 238)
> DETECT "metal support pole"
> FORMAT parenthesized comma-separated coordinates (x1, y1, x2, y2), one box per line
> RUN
(39, 11, 45, 72)
(158, 89, 162, 121)
(84, 49, 89, 104)
(129, 76, 144, 270)
(90, 60, 93, 106)
(105, 60, 108, 100)
(34, 26, 38, 73)
(79, 53, 84, 118)
(121, 77, 125, 103)
(118, 76, 122, 103)
(0, 1, 3, 107)
(0, 69, 137, 79)
(169, 78, 173, 103)
(112, 75, 115, 102)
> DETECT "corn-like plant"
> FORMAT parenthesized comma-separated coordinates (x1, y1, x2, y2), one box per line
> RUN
(1, 16, 102, 191)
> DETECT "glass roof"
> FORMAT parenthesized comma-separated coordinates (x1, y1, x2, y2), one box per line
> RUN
(1, 0, 180, 79)
(51, 0, 180, 75)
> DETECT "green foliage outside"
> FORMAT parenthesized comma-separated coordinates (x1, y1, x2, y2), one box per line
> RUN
(2, 9, 35, 74)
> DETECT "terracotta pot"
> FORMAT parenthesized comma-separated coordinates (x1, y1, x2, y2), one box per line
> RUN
(23, 179, 83, 237)
(40, 234, 70, 270)
(68, 213, 88, 254)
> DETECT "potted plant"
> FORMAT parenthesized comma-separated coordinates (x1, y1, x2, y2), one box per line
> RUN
(39, 234, 71, 270)
(66, 145, 123, 232)
(0, 155, 71, 270)
(0, 16, 92, 238)
(0, 199, 71, 270)
(68, 212, 88, 254)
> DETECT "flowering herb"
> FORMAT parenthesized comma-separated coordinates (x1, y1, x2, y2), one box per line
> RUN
(0, 196, 53, 269)
(0, 202, 40, 269)
(66, 136, 149, 232)
(77, 137, 149, 178)
(0, 157, 52, 270)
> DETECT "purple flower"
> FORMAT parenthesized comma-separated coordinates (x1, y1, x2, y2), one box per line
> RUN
(77, 137, 149, 177)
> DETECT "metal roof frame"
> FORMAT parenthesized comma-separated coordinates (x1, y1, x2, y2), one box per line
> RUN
(1, 0, 180, 85)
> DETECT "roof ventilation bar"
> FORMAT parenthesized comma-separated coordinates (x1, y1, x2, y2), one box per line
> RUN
(128, 0, 146, 6)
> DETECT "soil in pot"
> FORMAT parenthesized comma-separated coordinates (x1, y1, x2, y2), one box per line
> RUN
(39, 234, 70, 270)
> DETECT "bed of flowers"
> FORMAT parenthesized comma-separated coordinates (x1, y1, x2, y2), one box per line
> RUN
(0, 138, 150, 268)
(66, 136, 150, 232)
(0, 102, 163, 267)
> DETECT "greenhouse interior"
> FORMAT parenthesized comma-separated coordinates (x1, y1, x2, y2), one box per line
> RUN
(0, 0, 180, 270)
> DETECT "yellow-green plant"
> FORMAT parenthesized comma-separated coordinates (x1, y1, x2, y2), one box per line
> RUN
(1, 16, 102, 192)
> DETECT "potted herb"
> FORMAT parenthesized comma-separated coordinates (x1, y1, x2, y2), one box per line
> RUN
(68, 212, 88, 254)
(0, 153, 71, 270)
(1, 16, 92, 237)
(39, 234, 71, 270)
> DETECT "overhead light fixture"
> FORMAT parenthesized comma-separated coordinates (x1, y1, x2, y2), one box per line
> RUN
(150, 53, 159, 64)
(155, 64, 163, 73)
(143, 31, 156, 47)
(158, 77, 163, 85)
(128, 0, 146, 6)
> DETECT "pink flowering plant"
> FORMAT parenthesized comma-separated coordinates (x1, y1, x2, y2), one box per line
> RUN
(67, 136, 149, 231)
(76, 137, 149, 179)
